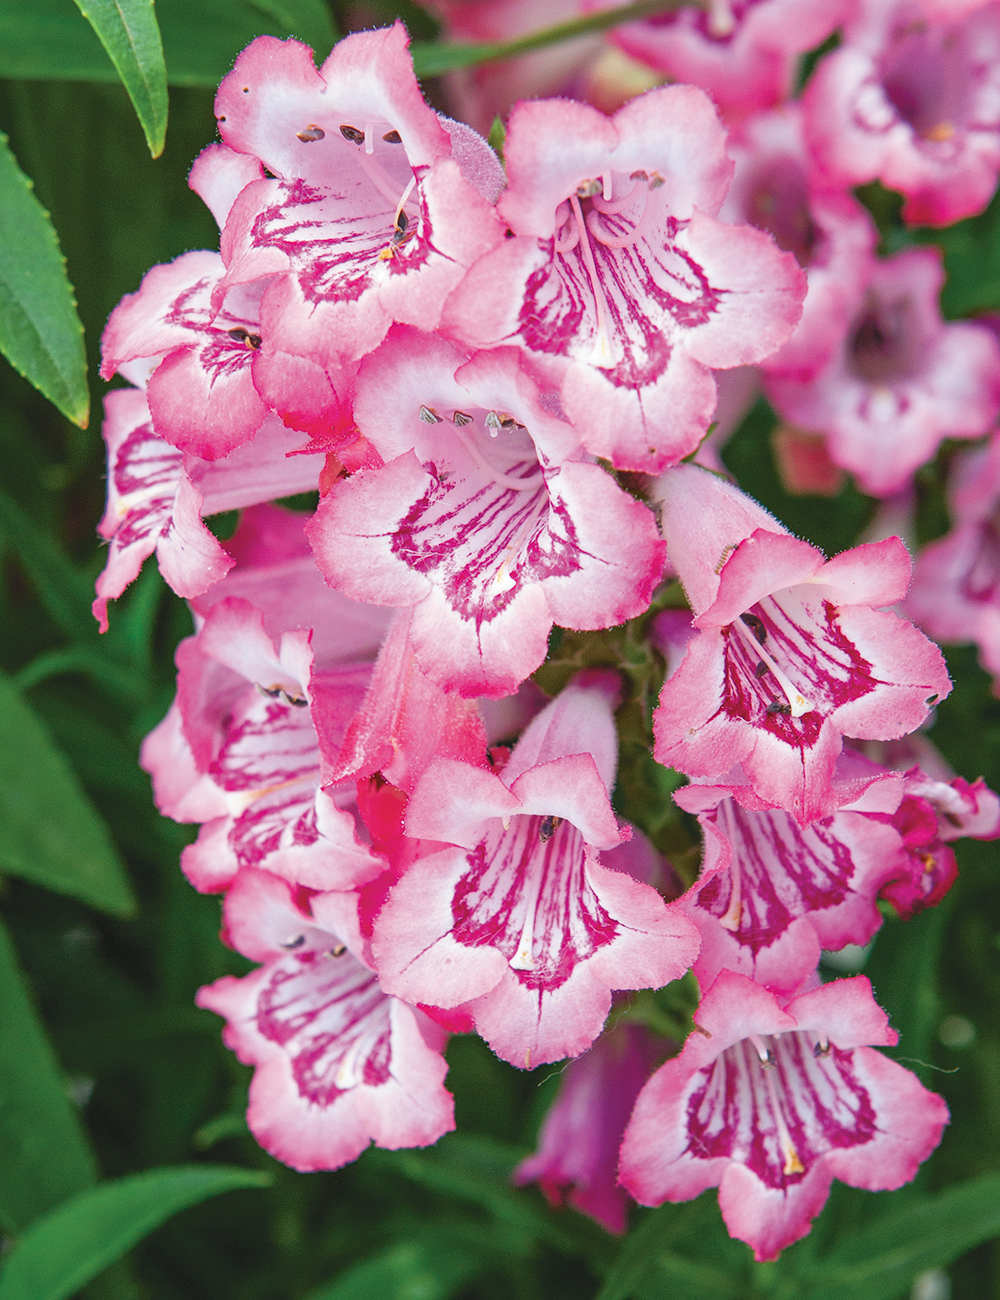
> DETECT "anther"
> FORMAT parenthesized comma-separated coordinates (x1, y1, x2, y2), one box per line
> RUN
(226, 326, 260, 347)
(279, 935, 306, 950)
(740, 612, 767, 644)
(340, 124, 365, 145)
(419, 405, 443, 423)
(766, 699, 792, 715)
(749, 1034, 773, 1065)
(576, 178, 602, 198)
(485, 410, 502, 435)
(382, 130, 402, 143)
(755, 661, 768, 678)
(392, 210, 409, 243)
(327, 943, 347, 957)
(538, 815, 562, 842)
(296, 124, 325, 142)
(452, 410, 473, 426)
(813, 1037, 831, 1058)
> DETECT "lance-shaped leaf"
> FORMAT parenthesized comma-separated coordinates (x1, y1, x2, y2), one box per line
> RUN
(71, 0, 168, 157)
(0, 134, 87, 428)
(0, 916, 97, 1234)
(305, 1237, 479, 1300)
(0, 1165, 271, 1300)
(0, 670, 135, 917)
(806, 1175, 1000, 1300)
(0, 0, 336, 87)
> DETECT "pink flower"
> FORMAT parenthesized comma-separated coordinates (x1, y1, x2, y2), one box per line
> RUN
(619, 971, 949, 1261)
(653, 465, 952, 823)
(210, 27, 504, 434)
(606, 0, 848, 121)
(443, 88, 805, 472)
(371, 672, 699, 1067)
(143, 594, 384, 894)
(307, 329, 665, 698)
(719, 103, 878, 380)
(514, 1022, 661, 1234)
(906, 435, 1000, 689)
(197, 867, 454, 1172)
(674, 755, 907, 996)
(803, 0, 1000, 227)
(765, 248, 1000, 497)
(879, 767, 1000, 918)
(92, 390, 324, 630)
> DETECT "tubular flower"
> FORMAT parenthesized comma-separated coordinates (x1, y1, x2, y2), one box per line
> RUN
(92, 389, 324, 630)
(619, 971, 949, 1262)
(307, 329, 665, 697)
(803, 0, 1000, 227)
(653, 466, 952, 823)
(514, 1021, 662, 1234)
(197, 867, 455, 1171)
(606, 0, 848, 121)
(210, 26, 504, 434)
(674, 756, 908, 996)
(371, 672, 699, 1067)
(765, 247, 1000, 497)
(443, 87, 805, 472)
(719, 103, 878, 380)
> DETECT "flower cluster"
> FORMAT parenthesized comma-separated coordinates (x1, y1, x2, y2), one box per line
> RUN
(95, 9, 1000, 1264)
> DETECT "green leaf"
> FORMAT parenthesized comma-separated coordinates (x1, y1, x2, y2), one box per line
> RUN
(0, 1164, 271, 1300)
(306, 1237, 479, 1300)
(0, 0, 335, 87)
(410, 0, 689, 77)
(0, 915, 97, 1234)
(71, 0, 168, 157)
(0, 133, 87, 428)
(0, 668, 136, 917)
(805, 1175, 1000, 1300)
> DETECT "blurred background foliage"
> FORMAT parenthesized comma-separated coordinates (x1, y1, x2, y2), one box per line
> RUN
(1, 2, 1000, 1297)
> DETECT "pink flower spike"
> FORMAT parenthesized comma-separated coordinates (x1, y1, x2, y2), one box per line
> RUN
(608, 0, 849, 121)
(765, 248, 1000, 498)
(307, 329, 665, 698)
(674, 759, 907, 996)
(514, 1022, 661, 1234)
(442, 87, 805, 473)
(371, 673, 699, 1068)
(101, 250, 270, 460)
(197, 868, 454, 1172)
(212, 29, 504, 404)
(654, 466, 951, 823)
(803, 0, 1000, 227)
(619, 971, 949, 1261)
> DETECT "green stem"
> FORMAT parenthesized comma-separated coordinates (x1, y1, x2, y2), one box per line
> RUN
(410, 0, 702, 78)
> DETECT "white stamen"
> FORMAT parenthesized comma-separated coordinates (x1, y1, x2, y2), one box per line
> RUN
(449, 419, 544, 493)
(708, 0, 737, 37)
(602, 170, 613, 200)
(749, 1034, 772, 1065)
(394, 175, 417, 231)
(509, 837, 546, 970)
(717, 800, 744, 932)
(568, 193, 616, 369)
(591, 178, 642, 216)
(586, 185, 655, 250)
(758, 1045, 806, 1176)
(364, 120, 375, 153)
(732, 616, 814, 718)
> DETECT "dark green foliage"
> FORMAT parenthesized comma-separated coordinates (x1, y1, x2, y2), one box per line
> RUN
(0, 2, 998, 1297)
